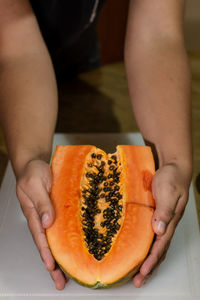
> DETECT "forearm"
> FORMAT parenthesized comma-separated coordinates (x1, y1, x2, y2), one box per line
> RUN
(0, 52, 58, 178)
(125, 38, 192, 172)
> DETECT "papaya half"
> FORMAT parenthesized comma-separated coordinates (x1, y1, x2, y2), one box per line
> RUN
(46, 145, 155, 289)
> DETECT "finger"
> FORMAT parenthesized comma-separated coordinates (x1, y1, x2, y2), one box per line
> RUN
(140, 223, 174, 277)
(152, 178, 181, 235)
(133, 186, 187, 288)
(173, 194, 188, 224)
(140, 237, 171, 277)
(133, 250, 167, 288)
(49, 266, 67, 290)
(133, 272, 145, 288)
(133, 246, 168, 288)
(155, 250, 167, 269)
(32, 185, 54, 228)
(19, 181, 54, 228)
(133, 217, 176, 288)
(140, 239, 170, 277)
(27, 207, 55, 271)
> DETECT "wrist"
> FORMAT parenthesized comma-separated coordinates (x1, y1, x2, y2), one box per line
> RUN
(145, 139, 193, 177)
(11, 148, 52, 179)
(157, 148, 193, 183)
(158, 148, 193, 170)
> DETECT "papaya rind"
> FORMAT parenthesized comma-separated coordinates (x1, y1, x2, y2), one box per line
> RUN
(58, 262, 141, 289)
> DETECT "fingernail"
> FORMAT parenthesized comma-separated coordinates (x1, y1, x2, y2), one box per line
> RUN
(42, 213, 49, 227)
(157, 221, 166, 234)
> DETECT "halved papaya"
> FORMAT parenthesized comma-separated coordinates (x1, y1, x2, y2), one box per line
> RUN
(46, 145, 155, 288)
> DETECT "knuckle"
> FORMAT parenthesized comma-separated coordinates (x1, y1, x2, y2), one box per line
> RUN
(160, 208, 175, 222)
(166, 182, 178, 195)
(153, 178, 180, 201)
(16, 175, 40, 196)
(160, 182, 178, 197)
(35, 204, 46, 217)
(26, 175, 40, 190)
(35, 203, 51, 221)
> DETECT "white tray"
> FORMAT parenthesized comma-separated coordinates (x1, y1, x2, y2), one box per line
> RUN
(0, 133, 200, 300)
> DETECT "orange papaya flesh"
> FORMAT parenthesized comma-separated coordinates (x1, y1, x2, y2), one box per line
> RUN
(46, 145, 155, 288)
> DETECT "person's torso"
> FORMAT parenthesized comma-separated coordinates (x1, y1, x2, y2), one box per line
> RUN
(29, 0, 105, 77)
(29, 0, 103, 51)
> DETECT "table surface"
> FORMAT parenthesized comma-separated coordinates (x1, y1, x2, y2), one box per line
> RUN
(0, 133, 200, 300)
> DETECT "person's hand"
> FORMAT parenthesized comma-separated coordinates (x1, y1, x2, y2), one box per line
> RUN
(16, 159, 67, 290)
(133, 162, 192, 287)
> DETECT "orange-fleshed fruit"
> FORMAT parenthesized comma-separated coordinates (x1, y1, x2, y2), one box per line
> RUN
(46, 145, 155, 289)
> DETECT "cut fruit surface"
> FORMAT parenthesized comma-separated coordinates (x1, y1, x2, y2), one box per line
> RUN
(46, 145, 155, 288)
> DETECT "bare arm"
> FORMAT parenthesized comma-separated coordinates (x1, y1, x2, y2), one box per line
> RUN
(125, 0, 192, 287)
(0, 0, 66, 289)
(125, 0, 192, 169)
(0, 0, 58, 177)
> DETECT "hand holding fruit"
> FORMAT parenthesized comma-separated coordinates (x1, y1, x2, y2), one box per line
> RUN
(15, 151, 192, 290)
(133, 162, 192, 287)
(16, 159, 67, 290)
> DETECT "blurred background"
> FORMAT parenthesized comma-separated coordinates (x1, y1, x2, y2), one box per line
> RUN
(0, 0, 199, 218)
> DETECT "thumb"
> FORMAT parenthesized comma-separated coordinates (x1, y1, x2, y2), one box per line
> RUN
(34, 186, 55, 229)
(152, 183, 180, 235)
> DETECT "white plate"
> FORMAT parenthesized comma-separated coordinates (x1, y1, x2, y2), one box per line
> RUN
(0, 133, 200, 300)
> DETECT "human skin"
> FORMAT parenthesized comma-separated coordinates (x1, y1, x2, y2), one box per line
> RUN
(0, 0, 192, 290)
